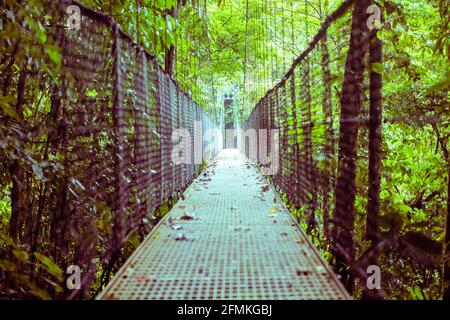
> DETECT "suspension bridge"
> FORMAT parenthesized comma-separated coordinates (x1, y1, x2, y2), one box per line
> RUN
(3, 0, 398, 300)
(67, 0, 363, 300)
(97, 149, 350, 299)
(85, 0, 359, 299)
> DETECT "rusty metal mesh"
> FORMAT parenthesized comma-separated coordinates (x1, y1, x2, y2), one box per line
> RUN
(70, 2, 218, 246)
(10, 1, 221, 293)
(242, 52, 332, 217)
(98, 150, 350, 300)
(239, 0, 401, 299)
(240, 0, 356, 287)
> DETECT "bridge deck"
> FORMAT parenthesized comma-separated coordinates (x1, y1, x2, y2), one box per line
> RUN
(98, 149, 350, 300)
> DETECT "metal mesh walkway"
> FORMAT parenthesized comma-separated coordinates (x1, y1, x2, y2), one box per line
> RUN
(98, 149, 350, 300)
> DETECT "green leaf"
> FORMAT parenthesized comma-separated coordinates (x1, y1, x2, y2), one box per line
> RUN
(33, 252, 63, 282)
(373, 20, 383, 30)
(0, 233, 18, 248)
(45, 45, 61, 68)
(86, 89, 98, 97)
(370, 62, 384, 74)
(13, 249, 29, 261)
(0, 259, 16, 272)
(0, 95, 20, 120)
(407, 287, 416, 299)
(427, 71, 450, 92)
(414, 286, 424, 300)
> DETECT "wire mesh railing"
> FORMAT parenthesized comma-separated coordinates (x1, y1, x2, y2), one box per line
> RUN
(241, 0, 449, 299)
(0, 0, 219, 298)
(240, 0, 386, 298)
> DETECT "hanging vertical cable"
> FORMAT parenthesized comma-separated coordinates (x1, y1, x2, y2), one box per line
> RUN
(273, 0, 279, 82)
(152, 0, 157, 55)
(281, 0, 286, 75)
(256, 0, 259, 98)
(135, 0, 140, 46)
(243, 0, 249, 119)
(264, 0, 268, 92)
(269, 0, 274, 86)
(290, 0, 295, 56)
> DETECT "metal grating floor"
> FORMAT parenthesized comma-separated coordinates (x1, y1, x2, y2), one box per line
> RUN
(98, 149, 350, 300)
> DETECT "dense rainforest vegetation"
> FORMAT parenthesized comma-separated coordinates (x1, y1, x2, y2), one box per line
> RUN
(0, 0, 449, 300)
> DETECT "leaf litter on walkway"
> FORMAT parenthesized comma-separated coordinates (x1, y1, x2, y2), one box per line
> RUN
(268, 206, 279, 217)
(234, 225, 250, 233)
(179, 211, 198, 221)
(175, 233, 190, 241)
(171, 222, 183, 230)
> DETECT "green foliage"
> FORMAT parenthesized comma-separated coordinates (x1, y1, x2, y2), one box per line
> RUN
(0, 0, 448, 300)
(0, 234, 63, 299)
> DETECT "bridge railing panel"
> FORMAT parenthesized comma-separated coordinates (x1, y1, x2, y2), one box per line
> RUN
(240, 0, 391, 298)
(0, 0, 220, 297)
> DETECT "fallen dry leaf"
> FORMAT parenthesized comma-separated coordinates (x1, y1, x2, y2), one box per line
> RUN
(175, 233, 189, 241)
(234, 225, 250, 232)
(180, 211, 197, 220)
(171, 223, 183, 230)
(296, 268, 312, 276)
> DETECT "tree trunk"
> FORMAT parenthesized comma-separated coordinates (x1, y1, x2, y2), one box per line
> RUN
(438, 134, 450, 300)
(332, 0, 369, 294)
(8, 65, 27, 240)
(164, 2, 180, 76)
(363, 21, 383, 302)
(365, 12, 383, 243)
(430, 124, 449, 299)
(320, 31, 333, 242)
(443, 162, 450, 299)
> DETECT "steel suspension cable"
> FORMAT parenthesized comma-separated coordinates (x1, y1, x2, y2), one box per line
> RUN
(204, 0, 216, 120)
(135, 0, 140, 46)
(291, 0, 295, 56)
(256, 0, 261, 97)
(174, 2, 179, 80)
(152, 0, 157, 55)
(274, 0, 279, 81)
(256, 0, 264, 97)
(179, 7, 183, 84)
(264, 0, 269, 93)
(165, 0, 167, 59)
(269, 0, 275, 86)
(282, 0, 286, 75)
(252, 0, 256, 105)
(243, 0, 249, 118)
